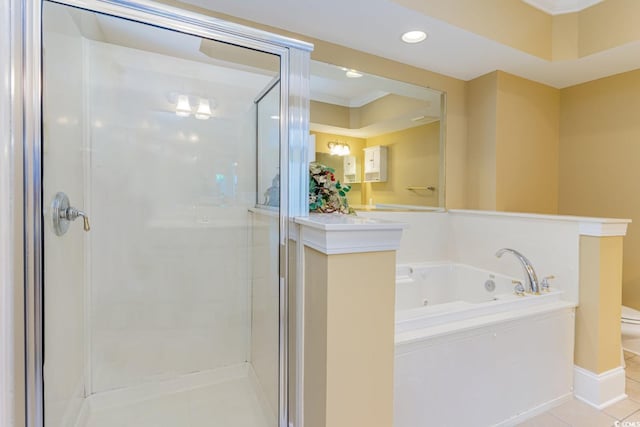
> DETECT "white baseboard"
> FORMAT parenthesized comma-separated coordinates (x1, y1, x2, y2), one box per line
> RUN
(494, 393, 573, 426)
(573, 365, 627, 409)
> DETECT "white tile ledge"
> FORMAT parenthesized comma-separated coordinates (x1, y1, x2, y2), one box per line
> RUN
(448, 209, 631, 237)
(295, 213, 406, 254)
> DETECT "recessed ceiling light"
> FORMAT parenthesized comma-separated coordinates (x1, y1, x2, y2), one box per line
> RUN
(401, 30, 427, 44)
(345, 69, 363, 78)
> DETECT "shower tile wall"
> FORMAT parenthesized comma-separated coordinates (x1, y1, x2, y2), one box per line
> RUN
(85, 39, 264, 393)
(43, 9, 87, 425)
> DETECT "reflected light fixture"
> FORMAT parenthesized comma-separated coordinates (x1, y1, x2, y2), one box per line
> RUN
(175, 94, 192, 117)
(195, 99, 212, 120)
(345, 69, 363, 78)
(401, 30, 427, 44)
(328, 141, 351, 156)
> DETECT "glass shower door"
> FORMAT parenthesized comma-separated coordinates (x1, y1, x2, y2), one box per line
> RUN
(42, 2, 283, 426)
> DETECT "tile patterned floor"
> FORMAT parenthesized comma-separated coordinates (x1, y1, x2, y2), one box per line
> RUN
(518, 351, 640, 426)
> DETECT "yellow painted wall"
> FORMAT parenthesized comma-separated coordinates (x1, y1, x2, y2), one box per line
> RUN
(552, 13, 579, 61)
(311, 131, 366, 206)
(495, 71, 559, 214)
(576, 236, 623, 373)
(356, 94, 432, 129)
(311, 95, 432, 132)
(312, 123, 440, 208)
(559, 69, 640, 309)
(465, 71, 559, 213)
(304, 247, 396, 427)
(577, 0, 640, 57)
(364, 122, 440, 206)
(466, 71, 498, 210)
(303, 247, 328, 427)
(310, 101, 351, 129)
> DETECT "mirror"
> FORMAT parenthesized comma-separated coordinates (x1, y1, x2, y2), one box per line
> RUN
(309, 60, 446, 211)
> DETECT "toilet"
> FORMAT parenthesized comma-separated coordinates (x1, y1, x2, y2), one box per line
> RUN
(622, 305, 640, 355)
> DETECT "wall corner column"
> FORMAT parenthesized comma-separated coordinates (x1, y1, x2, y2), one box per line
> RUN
(574, 220, 630, 409)
(295, 214, 404, 427)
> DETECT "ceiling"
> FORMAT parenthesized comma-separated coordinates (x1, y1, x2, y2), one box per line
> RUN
(179, 0, 640, 89)
(309, 61, 441, 108)
(522, 0, 604, 14)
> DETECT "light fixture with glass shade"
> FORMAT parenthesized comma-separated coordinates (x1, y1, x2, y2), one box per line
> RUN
(328, 141, 350, 156)
(195, 98, 212, 120)
(175, 94, 192, 117)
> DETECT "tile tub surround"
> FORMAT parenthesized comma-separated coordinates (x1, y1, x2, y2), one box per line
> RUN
(296, 213, 404, 427)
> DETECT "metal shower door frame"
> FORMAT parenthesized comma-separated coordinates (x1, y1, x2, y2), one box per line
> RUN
(19, 1, 312, 426)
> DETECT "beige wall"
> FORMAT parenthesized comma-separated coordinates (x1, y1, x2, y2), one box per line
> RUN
(577, 0, 640, 57)
(552, 13, 579, 61)
(466, 71, 498, 210)
(495, 72, 559, 214)
(466, 71, 559, 213)
(365, 122, 440, 207)
(303, 247, 328, 427)
(310, 101, 351, 129)
(559, 69, 640, 309)
(312, 95, 431, 131)
(304, 247, 396, 427)
(311, 131, 366, 206)
(313, 123, 440, 208)
(356, 94, 432, 129)
(576, 236, 623, 373)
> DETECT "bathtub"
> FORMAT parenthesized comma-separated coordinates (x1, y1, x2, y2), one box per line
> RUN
(394, 262, 577, 427)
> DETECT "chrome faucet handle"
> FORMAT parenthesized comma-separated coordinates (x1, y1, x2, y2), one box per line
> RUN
(78, 210, 90, 231)
(51, 192, 90, 235)
(541, 275, 555, 292)
(513, 280, 525, 296)
(64, 207, 91, 232)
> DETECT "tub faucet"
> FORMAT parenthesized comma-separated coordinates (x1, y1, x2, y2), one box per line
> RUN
(495, 248, 540, 294)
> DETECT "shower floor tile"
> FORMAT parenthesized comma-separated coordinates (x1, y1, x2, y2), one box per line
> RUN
(83, 368, 273, 427)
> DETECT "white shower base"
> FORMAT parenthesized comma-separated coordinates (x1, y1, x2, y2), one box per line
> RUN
(75, 363, 275, 427)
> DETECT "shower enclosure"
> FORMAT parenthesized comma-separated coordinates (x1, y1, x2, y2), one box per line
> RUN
(15, 1, 311, 426)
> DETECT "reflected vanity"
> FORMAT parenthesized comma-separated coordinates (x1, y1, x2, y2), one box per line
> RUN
(309, 60, 446, 211)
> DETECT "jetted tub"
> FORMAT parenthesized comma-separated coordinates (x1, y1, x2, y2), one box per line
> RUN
(393, 262, 576, 427)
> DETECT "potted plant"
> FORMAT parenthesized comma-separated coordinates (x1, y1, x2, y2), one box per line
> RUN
(309, 162, 355, 214)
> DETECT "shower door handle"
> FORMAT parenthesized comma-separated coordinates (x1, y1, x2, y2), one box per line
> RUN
(51, 192, 91, 236)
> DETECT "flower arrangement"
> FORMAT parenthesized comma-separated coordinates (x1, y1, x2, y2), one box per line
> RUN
(309, 162, 355, 214)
